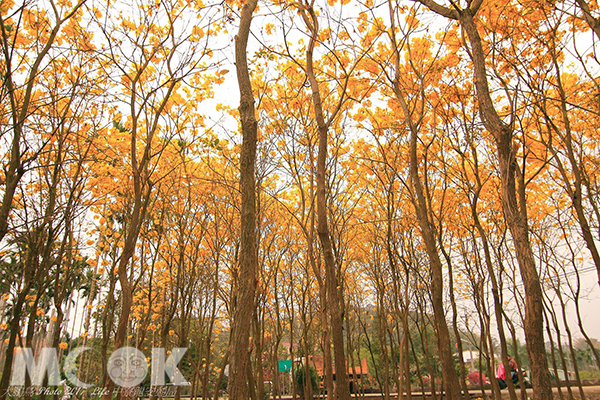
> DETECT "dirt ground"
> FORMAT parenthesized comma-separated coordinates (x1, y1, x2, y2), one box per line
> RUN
(388, 386, 600, 399)
(472, 386, 600, 400)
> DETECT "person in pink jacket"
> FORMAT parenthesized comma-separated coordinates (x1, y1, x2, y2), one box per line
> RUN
(496, 356, 519, 390)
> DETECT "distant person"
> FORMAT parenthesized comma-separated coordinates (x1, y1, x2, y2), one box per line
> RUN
(496, 355, 519, 390)
(508, 355, 519, 384)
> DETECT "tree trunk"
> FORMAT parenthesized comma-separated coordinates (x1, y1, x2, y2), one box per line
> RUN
(574, 0, 600, 39)
(405, 109, 462, 399)
(408, 0, 554, 395)
(459, 11, 553, 400)
(0, 289, 30, 400)
(301, 4, 350, 399)
(440, 244, 470, 400)
(229, 0, 259, 398)
(463, 145, 518, 400)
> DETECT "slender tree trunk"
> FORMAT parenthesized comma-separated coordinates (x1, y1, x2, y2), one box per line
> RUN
(402, 311, 412, 399)
(417, 304, 438, 400)
(253, 312, 265, 400)
(0, 289, 30, 400)
(385, 0, 461, 394)
(308, 236, 334, 400)
(465, 166, 517, 400)
(459, 11, 553, 399)
(573, 269, 600, 370)
(408, 329, 426, 398)
(202, 267, 220, 400)
(318, 284, 335, 400)
(102, 176, 152, 400)
(503, 317, 527, 400)
(0, 0, 84, 242)
(477, 335, 489, 400)
(377, 301, 391, 400)
(557, 290, 586, 400)
(472, 273, 500, 400)
(212, 351, 229, 400)
(546, 301, 574, 400)
(405, 119, 461, 399)
(300, 4, 350, 399)
(359, 310, 383, 393)
(229, 1, 259, 398)
(545, 309, 565, 400)
(440, 245, 470, 400)
(24, 293, 44, 400)
(536, 49, 600, 290)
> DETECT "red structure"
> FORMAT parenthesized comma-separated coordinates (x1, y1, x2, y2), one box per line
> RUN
(306, 355, 370, 392)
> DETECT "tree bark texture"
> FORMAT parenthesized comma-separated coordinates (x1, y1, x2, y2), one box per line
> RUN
(458, 10, 553, 400)
(307, 29, 351, 400)
(229, 0, 259, 398)
(407, 121, 462, 399)
(301, 4, 351, 400)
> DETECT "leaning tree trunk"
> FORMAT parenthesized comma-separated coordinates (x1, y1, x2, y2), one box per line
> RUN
(408, 0, 553, 396)
(574, 0, 600, 39)
(384, 3, 462, 393)
(460, 8, 553, 399)
(300, 4, 351, 400)
(394, 90, 462, 399)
